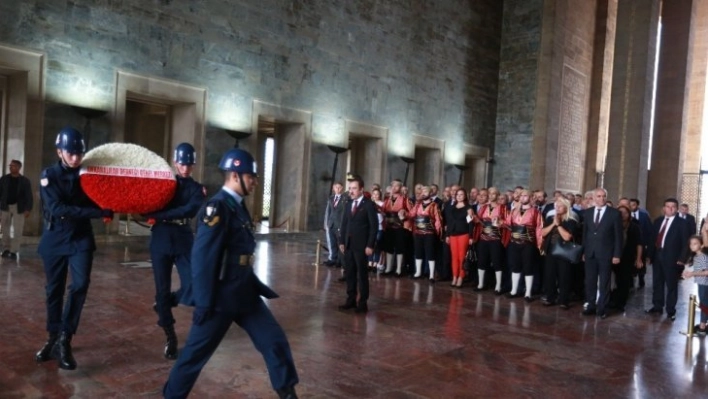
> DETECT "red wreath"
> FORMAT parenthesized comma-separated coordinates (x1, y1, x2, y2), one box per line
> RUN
(80, 143, 177, 216)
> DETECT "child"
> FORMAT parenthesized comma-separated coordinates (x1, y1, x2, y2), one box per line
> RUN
(683, 235, 708, 335)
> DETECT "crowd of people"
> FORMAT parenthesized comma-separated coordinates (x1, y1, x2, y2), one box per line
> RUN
(325, 177, 706, 322)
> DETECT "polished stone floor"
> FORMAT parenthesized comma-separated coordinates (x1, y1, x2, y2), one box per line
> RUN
(1, 234, 707, 398)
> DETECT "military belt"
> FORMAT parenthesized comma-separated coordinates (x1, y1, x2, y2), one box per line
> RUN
(162, 219, 189, 225)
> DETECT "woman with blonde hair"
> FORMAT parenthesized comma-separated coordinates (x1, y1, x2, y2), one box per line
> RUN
(541, 197, 580, 308)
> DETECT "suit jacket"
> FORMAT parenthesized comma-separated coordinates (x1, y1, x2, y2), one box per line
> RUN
(683, 213, 697, 235)
(647, 215, 690, 265)
(633, 209, 653, 247)
(582, 206, 623, 260)
(338, 196, 378, 251)
(324, 194, 346, 229)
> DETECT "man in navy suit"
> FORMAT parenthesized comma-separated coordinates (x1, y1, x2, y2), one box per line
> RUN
(679, 203, 697, 235)
(645, 198, 690, 321)
(582, 188, 623, 319)
(338, 174, 378, 313)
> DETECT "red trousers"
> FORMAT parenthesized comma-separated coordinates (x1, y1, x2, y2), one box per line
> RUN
(449, 234, 470, 279)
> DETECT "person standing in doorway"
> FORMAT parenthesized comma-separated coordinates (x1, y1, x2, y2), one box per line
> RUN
(0, 159, 33, 259)
(324, 182, 345, 267)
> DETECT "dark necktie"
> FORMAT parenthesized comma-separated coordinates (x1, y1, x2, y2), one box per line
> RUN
(352, 200, 358, 215)
(594, 209, 601, 227)
(334, 196, 340, 207)
(656, 218, 668, 249)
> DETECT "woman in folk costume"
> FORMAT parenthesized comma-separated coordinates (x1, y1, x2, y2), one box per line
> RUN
(473, 187, 510, 294)
(409, 186, 443, 282)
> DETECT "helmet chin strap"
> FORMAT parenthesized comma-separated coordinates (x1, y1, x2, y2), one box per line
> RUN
(236, 172, 249, 196)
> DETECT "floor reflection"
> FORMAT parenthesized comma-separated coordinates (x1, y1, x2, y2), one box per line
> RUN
(2, 236, 708, 397)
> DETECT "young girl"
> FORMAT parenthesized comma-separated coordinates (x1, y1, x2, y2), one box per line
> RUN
(683, 235, 708, 335)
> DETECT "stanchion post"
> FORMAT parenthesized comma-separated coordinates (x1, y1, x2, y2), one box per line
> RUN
(681, 294, 698, 337)
(124, 214, 132, 236)
(312, 239, 321, 266)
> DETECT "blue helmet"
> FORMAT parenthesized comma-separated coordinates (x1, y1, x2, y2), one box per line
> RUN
(173, 142, 196, 165)
(55, 127, 86, 154)
(219, 148, 258, 176)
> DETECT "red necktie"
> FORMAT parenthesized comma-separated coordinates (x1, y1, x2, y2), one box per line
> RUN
(352, 200, 358, 215)
(656, 218, 668, 249)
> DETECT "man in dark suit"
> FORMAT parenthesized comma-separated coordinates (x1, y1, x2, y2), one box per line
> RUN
(582, 188, 623, 319)
(645, 198, 690, 321)
(323, 182, 346, 267)
(679, 203, 697, 235)
(630, 198, 652, 288)
(338, 174, 378, 313)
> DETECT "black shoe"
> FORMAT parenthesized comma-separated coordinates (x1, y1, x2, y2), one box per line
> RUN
(694, 325, 707, 335)
(1, 250, 9, 258)
(524, 296, 534, 303)
(7, 252, 16, 260)
(355, 304, 368, 313)
(35, 333, 59, 362)
(599, 313, 608, 320)
(323, 260, 335, 267)
(56, 332, 77, 370)
(429, 278, 435, 285)
(582, 308, 596, 316)
(645, 307, 662, 314)
(337, 276, 346, 282)
(638, 276, 645, 288)
(542, 299, 556, 306)
(506, 292, 523, 299)
(473, 286, 485, 292)
(276, 386, 299, 399)
(163, 326, 178, 360)
(338, 302, 356, 311)
(668, 312, 676, 321)
(559, 303, 570, 310)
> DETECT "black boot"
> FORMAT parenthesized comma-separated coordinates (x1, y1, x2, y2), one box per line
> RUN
(163, 325, 178, 360)
(35, 332, 58, 362)
(276, 386, 298, 399)
(57, 332, 77, 370)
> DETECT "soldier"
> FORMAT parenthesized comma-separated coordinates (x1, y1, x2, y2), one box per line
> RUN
(143, 143, 205, 359)
(163, 148, 298, 399)
(34, 127, 114, 370)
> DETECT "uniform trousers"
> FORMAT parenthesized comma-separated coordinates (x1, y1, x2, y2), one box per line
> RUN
(477, 239, 504, 272)
(151, 250, 192, 327)
(507, 242, 536, 275)
(163, 299, 299, 398)
(42, 252, 93, 334)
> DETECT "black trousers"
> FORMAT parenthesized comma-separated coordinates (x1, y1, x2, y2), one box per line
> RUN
(652, 252, 679, 314)
(543, 255, 572, 304)
(507, 242, 536, 275)
(477, 240, 504, 272)
(612, 262, 633, 308)
(585, 257, 612, 313)
(345, 247, 370, 305)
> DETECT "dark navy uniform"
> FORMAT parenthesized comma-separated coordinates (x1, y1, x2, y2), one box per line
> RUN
(163, 187, 299, 398)
(145, 175, 205, 327)
(38, 161, 105, 336)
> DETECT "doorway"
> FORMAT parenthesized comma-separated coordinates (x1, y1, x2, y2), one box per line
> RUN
(346, 134, 383, 190)
(412, 147, 442, 187)
(124, 99, 171, 159)
(253, 117, 307, 231)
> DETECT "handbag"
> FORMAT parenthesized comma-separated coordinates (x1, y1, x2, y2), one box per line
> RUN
(463, 247, 477, 274)
(550, 239, 583, 264)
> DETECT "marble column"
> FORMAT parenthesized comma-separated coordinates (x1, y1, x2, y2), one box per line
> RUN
(603, 0, 660, 205)
(646, 0, 706, 216)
